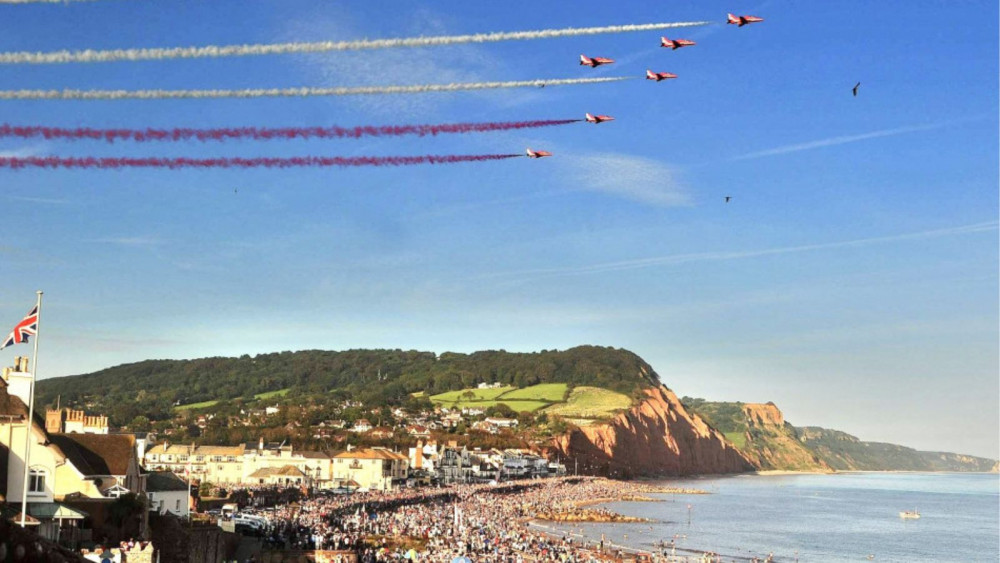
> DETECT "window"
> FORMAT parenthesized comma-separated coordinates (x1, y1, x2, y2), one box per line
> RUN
(28, 468, 46, 494)
(178, 455, 188, 462)
(226, 456, 236, 462)
(212, 456, 222, 462)
(175, 499, 181, 512)
(195, 456, 204, 462)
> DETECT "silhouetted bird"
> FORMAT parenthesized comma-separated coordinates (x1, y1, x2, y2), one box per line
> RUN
(724, 196, 732, 203)
(853, 82, 861, 96)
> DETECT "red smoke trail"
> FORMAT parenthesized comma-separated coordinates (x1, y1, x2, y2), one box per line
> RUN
(0, 154, 524, 170)
(0, 120, 580, 143)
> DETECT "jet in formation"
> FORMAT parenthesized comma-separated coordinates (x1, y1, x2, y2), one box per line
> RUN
(580, 54, 615, 67)
(646, 70, 678, 82)
(526, 148, 552, 158)
(660, 37, 696, 50)
(585, 113, 615, 124)
(727, 13, 764, 26)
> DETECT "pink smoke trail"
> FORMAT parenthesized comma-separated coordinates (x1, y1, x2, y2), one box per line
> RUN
(0, 119, 580, 143)
(0, 154, 525, 170)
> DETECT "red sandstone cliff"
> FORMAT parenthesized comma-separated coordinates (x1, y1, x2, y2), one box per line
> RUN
(549, 386, 755, 477)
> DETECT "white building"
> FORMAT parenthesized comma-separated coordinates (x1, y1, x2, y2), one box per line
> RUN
(145, 471, 190, 518)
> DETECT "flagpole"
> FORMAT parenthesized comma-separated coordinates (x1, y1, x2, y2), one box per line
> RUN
(19, 290, 42, 528)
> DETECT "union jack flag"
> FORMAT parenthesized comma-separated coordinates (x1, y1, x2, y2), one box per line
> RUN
(1, 305, 38, 350)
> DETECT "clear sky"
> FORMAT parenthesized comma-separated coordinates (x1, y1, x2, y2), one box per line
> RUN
(0, 1, 996, 458)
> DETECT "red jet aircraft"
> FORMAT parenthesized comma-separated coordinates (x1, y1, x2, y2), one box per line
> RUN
(660, 37, 696, 50)
(727, 13, 764, 26)
(526, 148, 552, 158)
(646, 70, 677, 82)
(585, 113, 615, 124)
(580, 54, 615, 67)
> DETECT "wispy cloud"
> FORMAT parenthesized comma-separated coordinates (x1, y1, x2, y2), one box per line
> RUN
(561, 152, 691, 207)
(730, 121, 954, 161)
(88, 237, 164, 247)
(483, 221, 999, 281)
(0, 143, 47, 158)
(415, 188, 573, 219)
(7, 195, 71, 205)
(285, 8, 497, 118)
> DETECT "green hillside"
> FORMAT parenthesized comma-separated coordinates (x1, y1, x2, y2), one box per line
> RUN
(544, 386, 634, 424)
(683, 399, 828, 471)
(684, 397, 997, 473)
(795, 426, 998, 472)
(429, 383, 566, 413)
(430, 383, 634, 423)
(37, 346, 659, 427)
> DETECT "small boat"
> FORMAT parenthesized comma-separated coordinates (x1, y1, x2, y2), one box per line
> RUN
(899, 510, 921, 519)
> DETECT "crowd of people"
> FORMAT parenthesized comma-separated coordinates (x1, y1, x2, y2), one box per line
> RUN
(217, 477, 741, 562)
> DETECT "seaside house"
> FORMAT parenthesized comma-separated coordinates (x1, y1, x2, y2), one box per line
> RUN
(332, 448, 409, 491)
(145, 471, 190, 518)
(0, 357, 147, 546)
(143, 438, 333, 487)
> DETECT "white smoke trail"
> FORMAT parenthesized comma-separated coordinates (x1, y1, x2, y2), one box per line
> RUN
(0, 76, 635, 100)
(0, 21, 713, 64)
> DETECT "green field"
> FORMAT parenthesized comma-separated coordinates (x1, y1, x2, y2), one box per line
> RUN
(175, 388, 291, 411)
(724, 431, 747, 449)
(429, 383, 568, 413)
(431, 386, 514, 403)
(254, 388, 290, 400)
(175, 399, 220, 411)
(543, 386, 632, 420)
(500, 383, 568, 402)
(491, 400, 549, 412)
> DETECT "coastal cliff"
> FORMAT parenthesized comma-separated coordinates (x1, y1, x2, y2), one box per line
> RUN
(739, 403, 831, 471)
(549, 386, 754, 477)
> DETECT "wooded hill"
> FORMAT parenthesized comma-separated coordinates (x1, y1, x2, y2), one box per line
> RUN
(36, 346, 660, 427)
(682, 398, 997, 472)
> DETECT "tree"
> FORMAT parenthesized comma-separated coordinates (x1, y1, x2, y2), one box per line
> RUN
(129, 415, 152, 432)
(486, 404, 516, 418)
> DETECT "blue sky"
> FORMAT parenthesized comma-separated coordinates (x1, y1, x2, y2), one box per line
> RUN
(0, 1, 996, 458)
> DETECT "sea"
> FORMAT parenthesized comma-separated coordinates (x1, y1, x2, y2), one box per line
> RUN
(532, 472, 1000, 562)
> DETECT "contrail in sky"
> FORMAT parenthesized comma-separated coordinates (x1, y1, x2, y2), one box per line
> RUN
(0, 21, 713, 64)
(0, 76, 634, 100)
(0, 119, 582, 142)
(486, 221, 1000, 280)
(0, 154, 524, 169)
(731, 123, 948, 161)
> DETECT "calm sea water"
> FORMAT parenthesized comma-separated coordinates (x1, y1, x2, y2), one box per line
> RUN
(537, 473, 999, 562)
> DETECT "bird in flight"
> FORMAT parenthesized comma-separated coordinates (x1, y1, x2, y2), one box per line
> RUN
(724, 196, 732, 203)
(853, 82, 861, 96)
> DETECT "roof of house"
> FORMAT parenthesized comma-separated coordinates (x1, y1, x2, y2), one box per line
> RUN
(276, 465, 306, 476)
(248, 465, 305, 479)
(297, 450, 331, 460)
(146, 443, 246, 457)
(334, 448, 409, 461)
(49, 433, 137, 476)
(146, 471, 189, 493)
